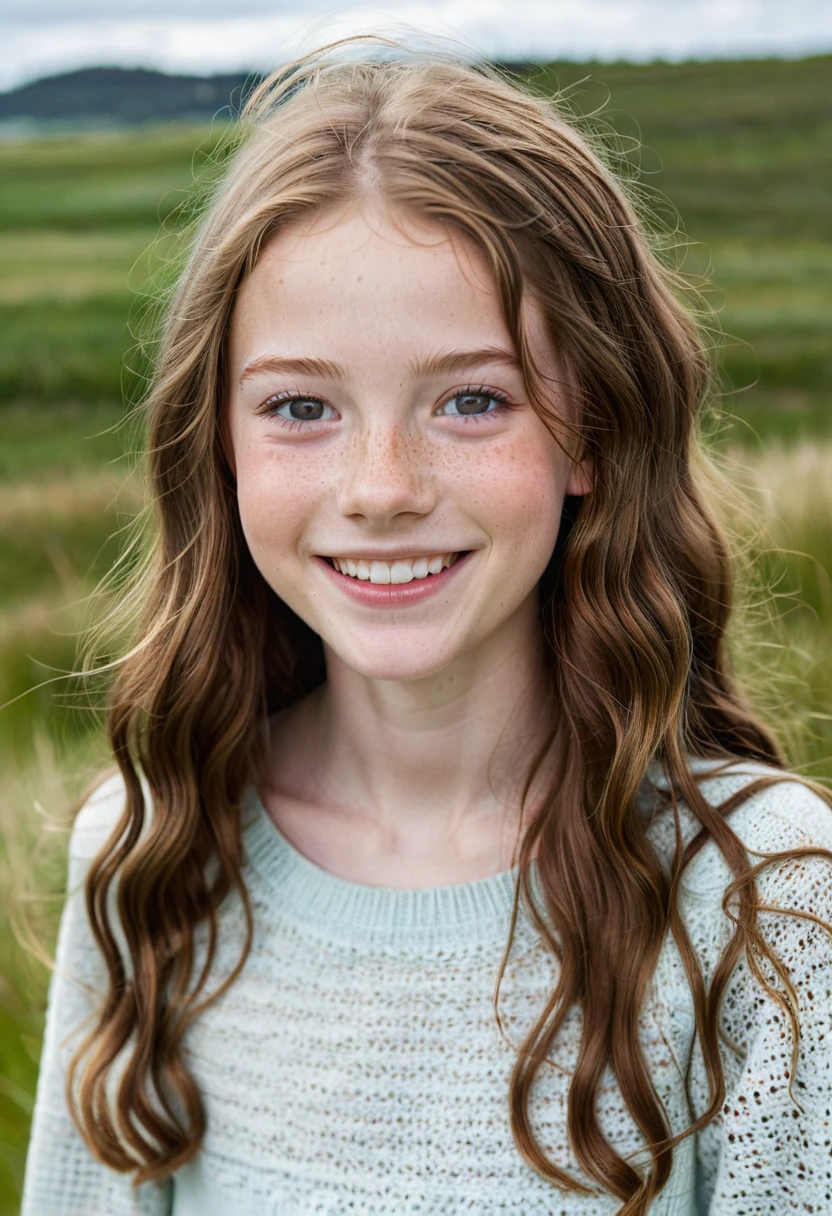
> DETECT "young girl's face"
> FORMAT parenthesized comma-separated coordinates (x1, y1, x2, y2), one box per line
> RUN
(225, 202, 591, 683)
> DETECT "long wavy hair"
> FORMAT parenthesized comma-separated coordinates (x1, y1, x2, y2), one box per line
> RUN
(66, 35, 832, 1214)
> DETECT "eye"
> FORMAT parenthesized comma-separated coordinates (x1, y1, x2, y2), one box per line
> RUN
(260, 393, 337, 424)
(435, 387, 513, 421)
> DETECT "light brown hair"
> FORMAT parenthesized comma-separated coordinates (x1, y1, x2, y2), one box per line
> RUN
(66, 35, 832, 1214)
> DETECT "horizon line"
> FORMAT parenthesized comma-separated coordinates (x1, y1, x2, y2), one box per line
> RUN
(4, 44, 832, 97)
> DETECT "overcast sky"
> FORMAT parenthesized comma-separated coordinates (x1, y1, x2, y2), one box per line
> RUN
(3, 0, 831, 92)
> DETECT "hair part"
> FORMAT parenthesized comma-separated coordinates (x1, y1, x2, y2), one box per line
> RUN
(65, 35, 832, 1214)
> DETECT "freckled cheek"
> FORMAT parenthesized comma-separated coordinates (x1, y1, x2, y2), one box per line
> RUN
(456, 444, 565, 561)
(234, 453, 323, 564)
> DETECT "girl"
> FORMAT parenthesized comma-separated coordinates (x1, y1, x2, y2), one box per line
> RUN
(20, 36, 832, 1216)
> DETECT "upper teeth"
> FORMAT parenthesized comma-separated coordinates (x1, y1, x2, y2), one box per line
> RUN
(331, 553, 459, 584)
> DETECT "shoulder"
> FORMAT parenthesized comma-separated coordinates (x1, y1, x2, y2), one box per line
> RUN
(70, 771, 126, 858)
(62, 768, 155, 981)
(643, 756, 832, 902)
(644, 759, 832, 1031)
(68, 767, 154, 888)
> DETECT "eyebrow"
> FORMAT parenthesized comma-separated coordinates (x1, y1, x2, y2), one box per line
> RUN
(237, 346, 523, 387)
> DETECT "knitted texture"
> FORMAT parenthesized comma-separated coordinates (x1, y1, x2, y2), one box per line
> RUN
(20, 758, 832, 1215)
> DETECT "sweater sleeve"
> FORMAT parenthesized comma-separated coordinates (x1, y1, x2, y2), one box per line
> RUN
(20, 774, 173, 1216)
(687, 775, 832, 1214)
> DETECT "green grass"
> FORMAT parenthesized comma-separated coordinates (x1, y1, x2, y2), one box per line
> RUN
(0, 58, 829, 432)
(527, 55, 832, 439)
(0, 121, 228, 230)
(530, 56, 831, 239)
(0, 403, 132, 479)
(0, 122, 223, 416)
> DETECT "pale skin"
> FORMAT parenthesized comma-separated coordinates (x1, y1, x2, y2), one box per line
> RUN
(224, 201, 593, 887)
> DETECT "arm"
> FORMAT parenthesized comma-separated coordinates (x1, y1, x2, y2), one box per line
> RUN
(690, 779, 832, 1214)
(20, 774, 173, 1216)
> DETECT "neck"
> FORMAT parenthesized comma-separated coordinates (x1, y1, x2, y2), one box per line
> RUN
(265, 595, 558, 859)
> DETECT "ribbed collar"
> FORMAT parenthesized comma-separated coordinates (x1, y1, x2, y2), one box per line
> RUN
(240, 755, 770, 951)
(240, 783, 542, 951)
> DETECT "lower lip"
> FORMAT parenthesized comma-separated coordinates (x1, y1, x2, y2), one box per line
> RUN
(314, 552, 475, 606)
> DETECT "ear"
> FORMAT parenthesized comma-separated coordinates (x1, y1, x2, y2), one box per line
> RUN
(565, 450, 594, 497)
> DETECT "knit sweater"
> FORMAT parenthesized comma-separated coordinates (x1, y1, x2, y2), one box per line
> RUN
(20, 756, 832, 1215)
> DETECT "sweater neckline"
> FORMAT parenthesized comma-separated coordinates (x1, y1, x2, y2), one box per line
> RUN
(239, 754, 758, 949)
(240, 783, 541, 950)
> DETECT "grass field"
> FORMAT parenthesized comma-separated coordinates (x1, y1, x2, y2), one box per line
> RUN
(0, 54, 830, 1213)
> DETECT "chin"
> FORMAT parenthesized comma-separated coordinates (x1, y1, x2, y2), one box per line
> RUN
(327, 637, 463, 684)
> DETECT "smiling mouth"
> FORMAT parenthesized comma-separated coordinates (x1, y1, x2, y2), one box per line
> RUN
(322, 552, 466, 585)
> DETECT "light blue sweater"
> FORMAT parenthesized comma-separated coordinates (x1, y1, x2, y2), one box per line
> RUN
(20, 758, 832, 1214)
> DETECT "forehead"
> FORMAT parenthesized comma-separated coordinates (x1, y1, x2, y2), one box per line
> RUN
(226, 202, 554, 377)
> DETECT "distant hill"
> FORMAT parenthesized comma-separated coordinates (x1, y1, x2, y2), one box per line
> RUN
(0, 62, 542, 127)
(0, 66, 263, 125)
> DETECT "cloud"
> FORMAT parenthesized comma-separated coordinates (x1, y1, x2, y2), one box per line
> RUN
(2, 0, 830, 92)
(3, 0, 339, 23)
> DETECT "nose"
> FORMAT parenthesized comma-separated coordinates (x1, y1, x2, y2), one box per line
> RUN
(336, 420, 437, 525)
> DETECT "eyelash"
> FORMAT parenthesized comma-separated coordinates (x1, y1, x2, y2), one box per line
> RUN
(441, 386, 516, 423)
(256, 392, 334, 432)
(257, 385, 518, 429)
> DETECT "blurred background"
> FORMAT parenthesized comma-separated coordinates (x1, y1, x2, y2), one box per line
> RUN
(0, 1, 831, 1210)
